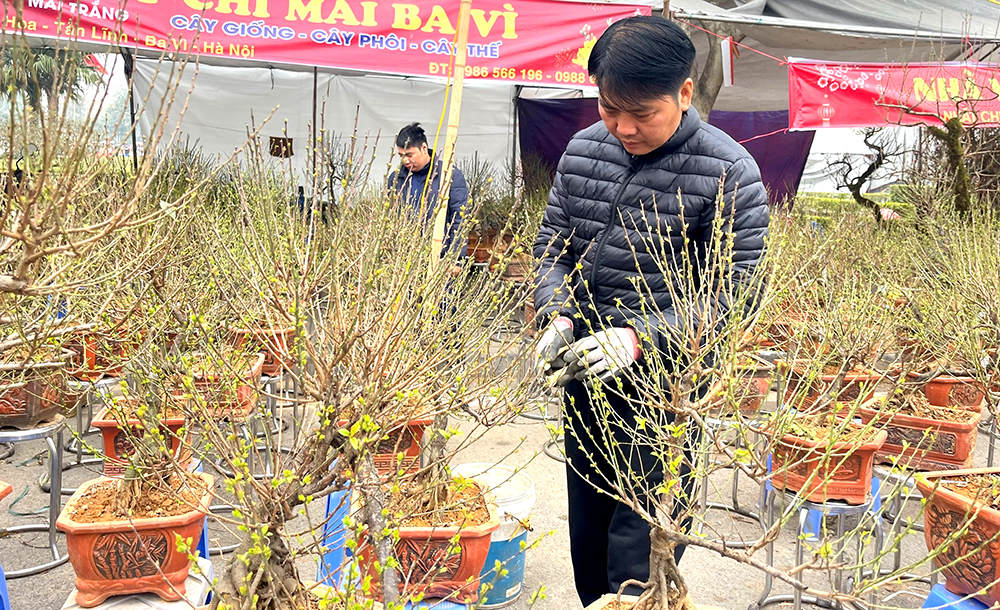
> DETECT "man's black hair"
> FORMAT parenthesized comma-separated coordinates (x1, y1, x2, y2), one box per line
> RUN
(588, 16, 696, 111)
(396, 122, 427, 149)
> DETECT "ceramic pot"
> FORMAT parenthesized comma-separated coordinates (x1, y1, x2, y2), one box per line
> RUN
(170, 353, 265, 419)
(770, 428, 887, 505)
(779, 360, 881, 411)
(0, 364, 71, 430)
(57, 473, 213, 608)
(91, 399, 188, 477)
(0, 480, 11, 502)
(338, 417, 432, 476)
(917, 467, 1000, 607)
(226, 325, 296, 377)
(857, 397, 981, 470)
(358, 483, 500, 604)
(907, 371, 985, 411)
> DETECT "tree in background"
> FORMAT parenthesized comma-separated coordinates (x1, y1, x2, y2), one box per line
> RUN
(0, 47, 101, 112)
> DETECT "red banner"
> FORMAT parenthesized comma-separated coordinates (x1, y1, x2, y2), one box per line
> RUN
(11, 0, 649, 85)
(789, 60, 1000, 128)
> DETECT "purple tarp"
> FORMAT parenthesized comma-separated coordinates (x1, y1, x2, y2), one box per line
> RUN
(516, 98, 814, 205)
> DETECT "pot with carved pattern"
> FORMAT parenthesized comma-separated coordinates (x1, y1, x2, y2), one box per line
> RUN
(338, 415, 433, 477)
(858, 395, 981, 470)
(769, 423, 887, 505)
(56, 472, 212, 608)
(356, 479, 500, 604)
(906, 371, 985, 411)
(0, 348, 73, 430)
(916, 468, 1000, 607)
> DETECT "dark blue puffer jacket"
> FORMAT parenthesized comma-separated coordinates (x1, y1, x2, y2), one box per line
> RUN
(388, 152, 468, 260)
(533, 108, 770, 354)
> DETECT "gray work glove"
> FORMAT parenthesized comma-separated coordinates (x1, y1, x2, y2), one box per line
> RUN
(560, 327, 641, 387)
(535, 316, 574, 375)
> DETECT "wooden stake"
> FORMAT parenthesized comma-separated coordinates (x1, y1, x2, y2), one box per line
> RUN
(430, 0, 472, 272)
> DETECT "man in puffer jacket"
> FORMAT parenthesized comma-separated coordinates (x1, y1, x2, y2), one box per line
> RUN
(532, 16, 769, 606)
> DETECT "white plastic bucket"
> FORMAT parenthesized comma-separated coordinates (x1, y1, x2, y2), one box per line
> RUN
(452, 462, 536, 607)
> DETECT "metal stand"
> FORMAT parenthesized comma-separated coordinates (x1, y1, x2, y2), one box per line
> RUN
(41, 378, 118, 496)
(753, 489, 884, 610)
(870, 466, 933, 587)
(696, 415, 765, 549)
(0, 416, 69, 578)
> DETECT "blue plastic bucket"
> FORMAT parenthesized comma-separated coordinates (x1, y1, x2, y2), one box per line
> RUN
(452, 463, 536, 608)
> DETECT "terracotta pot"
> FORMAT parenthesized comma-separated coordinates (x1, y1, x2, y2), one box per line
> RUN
(92, 399, 188, 477)
(358, 483, 500, 604)
(770, 428, 887, 505)
(226, 325, 296, 377)
(857, 397, 981, 470)
(338, 417, 432, 476)
(57, 473, 213, 608)
(498, 253, 535, 282)
(64, 328, 135, 382)
(916, 467, 1000, 607)
(708, 358, 774, 416)
(467, 230, 497, 263)
(0, 363, 72, 430)
(778, 360, 881, 411)
(907, 371, 985, 411)
(170, 353, 265, 419)
(0, 480, 11, 502)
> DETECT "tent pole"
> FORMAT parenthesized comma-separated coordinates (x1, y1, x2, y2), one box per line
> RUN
(430, 0, 472, 272)
(121, 49, 139, 175)
(511, 84, 521, 202)
(311, 66, 318, 203)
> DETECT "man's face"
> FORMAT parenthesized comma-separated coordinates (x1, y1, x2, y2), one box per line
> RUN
(398, 143, 431, 172)
(598, 78, 694, 155)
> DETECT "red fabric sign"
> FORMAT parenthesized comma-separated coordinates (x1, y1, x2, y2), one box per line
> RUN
(789, 60, 1000, 128)
(13, 0, 649, 84)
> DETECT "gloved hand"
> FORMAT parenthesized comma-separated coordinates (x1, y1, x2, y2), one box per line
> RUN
(535, 316, 574, 374)
(561, 327, 641, 386)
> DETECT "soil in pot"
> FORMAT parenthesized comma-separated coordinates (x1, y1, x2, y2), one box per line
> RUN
(769, 415, 887, 505)
(58, 472, 212, 608)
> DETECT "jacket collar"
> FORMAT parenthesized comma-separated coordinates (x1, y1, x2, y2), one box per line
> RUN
(631, 107, 702, 165)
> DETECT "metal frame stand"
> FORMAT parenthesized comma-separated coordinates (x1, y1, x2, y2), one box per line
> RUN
(0, 416, 69, 578)
(42, 378, 118, 496)
(696, 416, 765, 549)
(753, 489, 884, 610)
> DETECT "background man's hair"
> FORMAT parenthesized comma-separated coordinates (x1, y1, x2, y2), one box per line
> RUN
(396, 122, 428, 149)
(588, 16, 696, 111)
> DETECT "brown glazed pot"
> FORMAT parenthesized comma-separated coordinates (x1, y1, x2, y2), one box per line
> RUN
(917, 468, 1000, 607)
(0, 365, 71, 430)
(56, 472, 213, 608)
(91, 399, 188, 477)
(358, 483, 500, 604)
(907, 371, 985, 411)
(770, 428, 887, 505)
(779, 360, 881, 411)
(857, 397, 981, 470)
(226, 325, 296, 377)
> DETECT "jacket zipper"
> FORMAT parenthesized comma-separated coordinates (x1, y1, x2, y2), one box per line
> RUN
(589, 164, 639, 305)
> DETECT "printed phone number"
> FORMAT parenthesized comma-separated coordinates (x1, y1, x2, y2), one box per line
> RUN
(428, 63, 590, 83)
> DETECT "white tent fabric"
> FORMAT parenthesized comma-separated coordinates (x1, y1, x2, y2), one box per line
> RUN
(133, 58, 587, 186)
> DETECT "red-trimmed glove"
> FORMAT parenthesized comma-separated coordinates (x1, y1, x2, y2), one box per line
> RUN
(561, 327, 641, 386)
(535, 316, 574, 375)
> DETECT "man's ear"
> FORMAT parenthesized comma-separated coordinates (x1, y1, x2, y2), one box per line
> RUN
(678, 78, 694, 112)
(421, 143, 429, 155)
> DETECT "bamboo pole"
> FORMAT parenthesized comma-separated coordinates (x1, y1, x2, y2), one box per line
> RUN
(430, 0, 473, 272)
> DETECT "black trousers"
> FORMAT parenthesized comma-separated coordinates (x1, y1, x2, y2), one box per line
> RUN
(563, 379, 695, 607)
